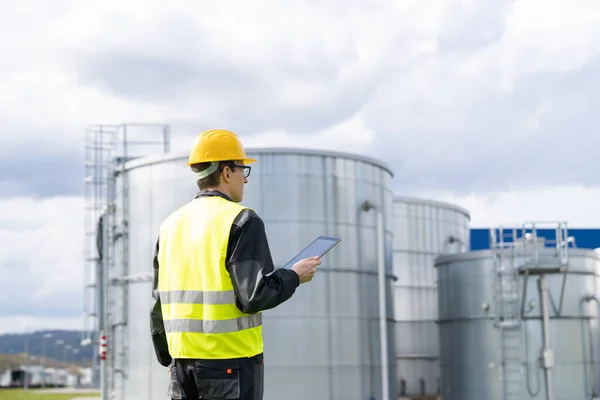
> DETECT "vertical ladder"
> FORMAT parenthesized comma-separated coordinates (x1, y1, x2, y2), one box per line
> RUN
(491, 229, 521, 329)
(501, 326, 524, 399)
(84, 123, 170, 400)
(490, 228, 524, 400)
(84, 125, 120, 391)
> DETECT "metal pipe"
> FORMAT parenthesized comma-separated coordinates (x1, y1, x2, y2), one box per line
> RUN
(355, 205, 374, 398)
(361, 201, 390, 400)
(579, 295, 600, 399)
(556, 266, 569, 316)
(579, 299, 589, 399)
(523, 319, 542, 397)
(100, 214, 108, 400)
(538, 275, 555, 400)
(376, 210, 390, 400)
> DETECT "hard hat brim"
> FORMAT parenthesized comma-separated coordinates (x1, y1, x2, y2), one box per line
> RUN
(187, 157, 258, 166)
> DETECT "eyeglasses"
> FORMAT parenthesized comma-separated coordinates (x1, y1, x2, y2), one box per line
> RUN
(228, 164, 251, 178)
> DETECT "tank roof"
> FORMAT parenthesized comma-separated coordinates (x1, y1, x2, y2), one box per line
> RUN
(124, 146, 394, 176)
(393, 195, 470, 219)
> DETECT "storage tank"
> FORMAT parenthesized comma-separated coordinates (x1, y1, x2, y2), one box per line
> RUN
(110, 147, 397, 400)
(435, 230, 600, 400)
(392, 197, 470, 397)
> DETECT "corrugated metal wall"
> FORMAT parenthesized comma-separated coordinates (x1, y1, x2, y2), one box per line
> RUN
(392, 197, 470, 397)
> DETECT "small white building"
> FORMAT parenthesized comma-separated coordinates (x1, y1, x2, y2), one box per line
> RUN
(79, 367, 93, 387)
(0, 369, 10, 387)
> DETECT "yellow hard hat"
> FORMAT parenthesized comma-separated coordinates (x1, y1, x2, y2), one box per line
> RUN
(187, 129, 257, 166)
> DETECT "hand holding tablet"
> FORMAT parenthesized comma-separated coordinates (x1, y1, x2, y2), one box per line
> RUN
(291, 257, 321, 284)
(282, 236, 341, 284)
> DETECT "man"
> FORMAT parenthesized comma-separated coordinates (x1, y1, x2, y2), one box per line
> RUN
(150, 129, 320, 400)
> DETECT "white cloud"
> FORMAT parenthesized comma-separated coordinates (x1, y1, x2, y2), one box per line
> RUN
(360, 0, 600, 192)
(0, 196, 84, 332)
(420, 184, 600, 228)
(241, 113, 376, 153)
(2, 0, 599, 176)
(499, 0, 600, 76)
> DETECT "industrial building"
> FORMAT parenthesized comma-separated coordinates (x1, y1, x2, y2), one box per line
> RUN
(0, 365, 92, 388)
(83, 124, 600, 400)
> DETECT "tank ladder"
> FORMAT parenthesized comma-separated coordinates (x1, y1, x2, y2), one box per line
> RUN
(84, 123, 170, 400)
(491, 222, 574, 400)
(490, 228, 524, 400)
(490, 228, 522, 329)
(84, 125, 120, 393)
(501, 327, 524, 399)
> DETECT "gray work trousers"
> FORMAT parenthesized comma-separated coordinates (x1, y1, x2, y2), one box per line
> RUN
(168, 353, 264, 400)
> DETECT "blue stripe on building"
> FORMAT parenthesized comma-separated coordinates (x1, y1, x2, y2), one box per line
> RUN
(470, 228, 600, 250)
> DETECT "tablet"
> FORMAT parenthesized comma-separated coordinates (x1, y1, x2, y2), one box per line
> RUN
(281, 236, 341, 269)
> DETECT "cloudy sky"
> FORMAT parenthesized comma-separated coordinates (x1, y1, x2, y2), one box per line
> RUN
(2, 0, 600, 334)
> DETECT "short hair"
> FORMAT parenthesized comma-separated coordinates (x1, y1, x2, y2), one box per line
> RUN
(190, 161, 238, 190)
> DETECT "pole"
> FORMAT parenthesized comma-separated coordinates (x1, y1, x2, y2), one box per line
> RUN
(98, 262, 108, 400)
(539, 275, 555, 400)
(360, 201, 391, 400)
(42, 334, 46, 388)
(23, 331, 28, 392)
(98, 219, 108, 400)
(360, 201, 390, 400)
(376, 210, 390, 400)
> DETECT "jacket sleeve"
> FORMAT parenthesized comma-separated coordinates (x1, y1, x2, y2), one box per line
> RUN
(226, 210, 301, 314)
(150, 238, 172, 367)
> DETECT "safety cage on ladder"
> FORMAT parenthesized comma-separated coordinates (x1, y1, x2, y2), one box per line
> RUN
(84, 123, 170, 400)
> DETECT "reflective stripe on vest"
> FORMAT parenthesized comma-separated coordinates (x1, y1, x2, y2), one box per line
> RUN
(160, 289, 235, 305)
(157, 196, 263, 359)
(163, 314, 262, 334)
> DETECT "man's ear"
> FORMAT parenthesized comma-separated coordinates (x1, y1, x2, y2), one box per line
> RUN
(222, 166, 232, 183)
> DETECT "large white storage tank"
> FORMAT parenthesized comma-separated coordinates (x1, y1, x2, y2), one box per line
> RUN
(435, 228, 600, 400)
(110, 148, 397, 400)
(392, 197, 470, 397)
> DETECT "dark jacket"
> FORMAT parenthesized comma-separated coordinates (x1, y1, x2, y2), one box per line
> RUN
(150, 190, 301, 366)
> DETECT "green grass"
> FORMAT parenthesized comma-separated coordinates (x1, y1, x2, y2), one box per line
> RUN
(0, 389, 100, 400)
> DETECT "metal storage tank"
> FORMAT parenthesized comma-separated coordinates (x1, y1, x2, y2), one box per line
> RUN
(392, 197, 470, 397)
(435, 228, 600, 400)
(110, 147, 397, 400)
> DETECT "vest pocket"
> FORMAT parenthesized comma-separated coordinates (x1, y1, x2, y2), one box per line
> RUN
(195, 365, 240, 399)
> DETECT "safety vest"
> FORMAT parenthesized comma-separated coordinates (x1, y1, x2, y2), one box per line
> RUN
(157, 196, 263, 359)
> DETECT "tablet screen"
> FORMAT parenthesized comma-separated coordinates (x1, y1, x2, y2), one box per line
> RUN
(282, 236, 341, 269)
